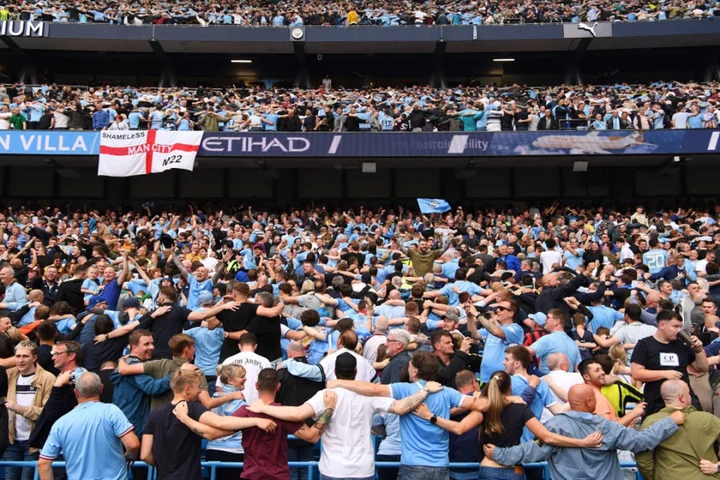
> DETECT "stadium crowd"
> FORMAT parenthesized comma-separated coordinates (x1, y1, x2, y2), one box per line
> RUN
(0, 81, 719, 132)
(2, 0, 719, 26)
(0, 200, 717, 480)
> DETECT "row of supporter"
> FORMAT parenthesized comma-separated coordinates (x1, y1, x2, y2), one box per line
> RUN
(0, 81, 718, 131)
(0, 201, 717, 479)
(3, 0, 718, 26)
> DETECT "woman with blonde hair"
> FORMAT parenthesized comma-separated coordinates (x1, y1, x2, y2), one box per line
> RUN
(206, 364, 247, 480)
(414, 370, 602, 480)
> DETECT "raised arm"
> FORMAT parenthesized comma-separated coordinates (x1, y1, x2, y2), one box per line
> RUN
(327, 379, 391, 397)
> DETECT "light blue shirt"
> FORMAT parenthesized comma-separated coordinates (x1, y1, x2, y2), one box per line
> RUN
(3, 282, 27, 311)
(479, 323, 524, 383)
(184, 326, 224, 376)
(562, 249, 585, 270)
(187, 276, 213, 311)
(391, 381, 465, 467)
(587, 305, 624, 334)
(39, 401, 133, 480)
(530, 331, 581, 375)
(510, 375, 556, 442)
(642, 249, 668, 274)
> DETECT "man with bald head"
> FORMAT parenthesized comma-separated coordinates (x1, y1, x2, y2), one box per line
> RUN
(486, 383, 686, 480)
(534, 269, 589, 322)
(636, 379, 720, 479)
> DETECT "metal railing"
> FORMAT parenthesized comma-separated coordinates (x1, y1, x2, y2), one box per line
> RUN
(0, 460, 642, 480)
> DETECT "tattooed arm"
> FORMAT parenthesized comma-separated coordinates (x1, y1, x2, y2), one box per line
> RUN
(293, 391, 338, 443)
(387, 381, 443, 415)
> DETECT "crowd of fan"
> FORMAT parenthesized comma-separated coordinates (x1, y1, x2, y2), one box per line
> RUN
(0, 201, 717, 479)
(2, 0, 719, 26)
(0, 80, 719, 132)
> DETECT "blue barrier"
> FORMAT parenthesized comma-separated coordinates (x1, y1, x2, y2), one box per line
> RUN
(2, 129, 720, 157)
(0, 459, 642, 480)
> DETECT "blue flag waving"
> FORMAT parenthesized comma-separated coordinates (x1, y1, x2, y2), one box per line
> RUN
(417, 198, 451, 214)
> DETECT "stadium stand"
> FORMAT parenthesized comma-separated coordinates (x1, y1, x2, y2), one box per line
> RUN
(1, 82, 719, 131)
(1, 0, 719, 25)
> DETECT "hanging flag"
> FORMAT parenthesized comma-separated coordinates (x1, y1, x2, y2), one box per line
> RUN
(417, 198, 451, 214)
(97, 130, 203, 177)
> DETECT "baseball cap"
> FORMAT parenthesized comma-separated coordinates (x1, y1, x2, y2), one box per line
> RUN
(198, 291, 214, 306)
(123, 297, 141, 309)
(443, 308, 462, 324)
(88, 297, 107, 308)
(335, 352, 357, 379)
(528, 312, 547, 326)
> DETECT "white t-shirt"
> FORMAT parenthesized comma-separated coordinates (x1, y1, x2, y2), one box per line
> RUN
(362, 334, 387, 364)
(320, 348, 378, 382)
(540, 250, 563, 274)
(15, 373, 36, 441)
(217, 351, 271, 403)
(540, 370, 583, 422)
(612, 322, 657, 365)
(307, 388, 393, 478)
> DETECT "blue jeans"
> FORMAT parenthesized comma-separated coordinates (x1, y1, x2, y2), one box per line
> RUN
(477, 466, 524, 480)
(3, 440, 37, 480)
(287, 439, 314, 480)
(398, 466, 450, 480)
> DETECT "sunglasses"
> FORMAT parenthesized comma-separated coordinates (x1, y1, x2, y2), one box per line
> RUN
(496, 306, 512, 312)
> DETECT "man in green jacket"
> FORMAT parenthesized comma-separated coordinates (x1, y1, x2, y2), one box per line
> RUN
(636, 379, 720, 479)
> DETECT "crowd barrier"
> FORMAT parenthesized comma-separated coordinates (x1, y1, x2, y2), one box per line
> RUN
(0, 460, 642, 480)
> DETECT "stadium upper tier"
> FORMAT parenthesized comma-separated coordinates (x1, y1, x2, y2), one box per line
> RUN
(2, 0, 719, 26)
(1, 82, 718, 131)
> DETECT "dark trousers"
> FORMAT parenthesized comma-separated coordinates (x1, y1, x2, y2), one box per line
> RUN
(287, 438, 315, 480)
(377, 453, 401, 480)
(206, 449, 243, 480)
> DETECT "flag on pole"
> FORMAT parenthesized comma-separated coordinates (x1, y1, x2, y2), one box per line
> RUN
(417, 198, 451, 214)
(98, 130, 203, 177)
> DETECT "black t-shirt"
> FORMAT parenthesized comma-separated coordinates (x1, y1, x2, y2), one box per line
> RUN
(37, 345, 59, 376)
(138, 305, 191, 360)
(216, 303, 259, 362)
(244, 315, 282, 362)
(631, 336, 697, 414)
(145, 401, 208, 480)
(81, 335, 129, 373)
(478, 403, 534, 461)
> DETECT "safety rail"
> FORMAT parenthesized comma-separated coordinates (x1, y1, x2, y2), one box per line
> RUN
(0, 460, 641, 480)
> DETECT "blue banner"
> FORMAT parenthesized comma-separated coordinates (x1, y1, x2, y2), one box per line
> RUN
(0, 131, 100, 155)
(417, 198, 451, 214)
(0, 129, 718, 157)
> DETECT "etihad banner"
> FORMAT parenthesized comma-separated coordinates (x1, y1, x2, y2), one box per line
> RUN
(0, 130, 718, 157)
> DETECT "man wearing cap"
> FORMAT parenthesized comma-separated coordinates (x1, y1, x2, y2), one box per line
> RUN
(466, 300, 524, 384)
(251, 352, 443, 480)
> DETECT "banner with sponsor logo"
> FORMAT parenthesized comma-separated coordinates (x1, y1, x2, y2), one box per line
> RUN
(0, 129, 718, 158)
(98, 131, 203, 177)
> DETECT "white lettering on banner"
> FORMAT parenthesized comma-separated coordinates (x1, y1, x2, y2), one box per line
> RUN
(0, 21, 46, 38)
(3, 134, 88, 153)
(708, 132, 719, 151)
(200, 136, 310, 153)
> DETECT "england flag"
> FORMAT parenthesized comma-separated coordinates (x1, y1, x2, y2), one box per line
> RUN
(97, 130, 203, 177)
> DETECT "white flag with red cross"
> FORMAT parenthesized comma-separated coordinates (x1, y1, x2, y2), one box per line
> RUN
(97, 130, 203, 177)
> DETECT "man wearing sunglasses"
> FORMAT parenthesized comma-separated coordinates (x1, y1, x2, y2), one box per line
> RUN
(466, 300, 524, 384)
